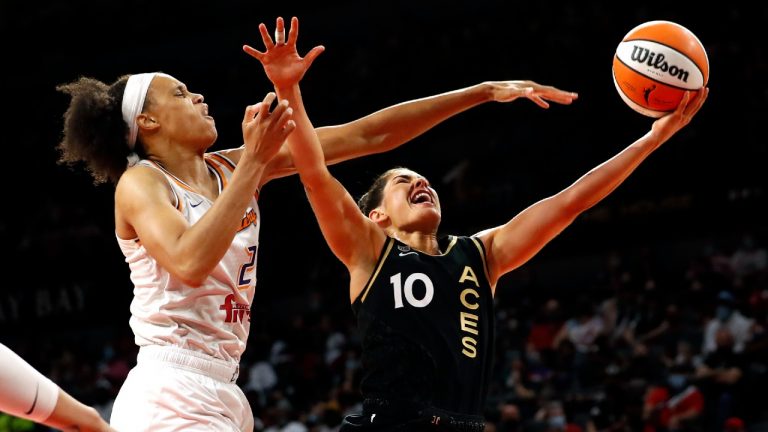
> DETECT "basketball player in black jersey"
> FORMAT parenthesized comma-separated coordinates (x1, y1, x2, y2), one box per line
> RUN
(248, 17, 708, 432)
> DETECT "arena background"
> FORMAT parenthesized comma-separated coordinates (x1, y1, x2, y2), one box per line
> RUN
(0, 1, 765, 431)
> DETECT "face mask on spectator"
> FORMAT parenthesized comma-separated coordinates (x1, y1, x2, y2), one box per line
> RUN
(548, 415, 566, 430)
(668, 373, 687, 390)
(716, 306, 733, 322)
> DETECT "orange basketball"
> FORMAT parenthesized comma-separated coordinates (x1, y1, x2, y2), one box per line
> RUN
(612, 20, 709, 118)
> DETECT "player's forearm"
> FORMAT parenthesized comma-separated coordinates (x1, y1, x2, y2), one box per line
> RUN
(0, 343, 59, 423)
(44, 390, 114, 432)
(170, 162, 265, 285)
(0, 344, 114, 431)
(277, 84, 330, 190)
(317, 82, 492, 163)
(276, 84, 370, 265)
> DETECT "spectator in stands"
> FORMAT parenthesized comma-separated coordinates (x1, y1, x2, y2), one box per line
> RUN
(703, 291, 754, 354)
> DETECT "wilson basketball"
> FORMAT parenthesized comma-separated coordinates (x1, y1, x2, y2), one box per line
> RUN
(612, 20, 709, 117)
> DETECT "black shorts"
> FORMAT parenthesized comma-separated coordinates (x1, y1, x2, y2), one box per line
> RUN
(340, 398, 485, 432)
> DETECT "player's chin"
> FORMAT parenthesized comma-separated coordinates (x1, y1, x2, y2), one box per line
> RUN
(411, 203, 439, 213)
(415, 207, 441, 225)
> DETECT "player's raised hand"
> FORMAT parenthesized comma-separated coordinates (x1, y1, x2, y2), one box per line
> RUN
(651, 87, 709, 145)
(243, 16, 325, 89)
(241, 92, 295, 165)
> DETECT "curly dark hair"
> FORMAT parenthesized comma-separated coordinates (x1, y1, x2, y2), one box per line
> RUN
(56, 75, 146, 184)
(357, 167, 407, 216)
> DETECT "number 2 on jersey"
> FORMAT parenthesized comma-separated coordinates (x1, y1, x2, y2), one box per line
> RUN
(238, 245, 258, 289)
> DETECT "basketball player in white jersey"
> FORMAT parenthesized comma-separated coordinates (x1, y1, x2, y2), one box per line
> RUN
(0, 342, 115, 431)
(54, 16, 578, 430)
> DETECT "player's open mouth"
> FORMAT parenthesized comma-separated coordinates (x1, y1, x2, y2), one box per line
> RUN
(410, 189, 433, 205)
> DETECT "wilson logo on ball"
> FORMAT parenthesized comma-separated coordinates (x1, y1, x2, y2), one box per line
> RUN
(629, 45, 690, 83)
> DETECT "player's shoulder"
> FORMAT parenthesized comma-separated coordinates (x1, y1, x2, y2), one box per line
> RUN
(119, 163, 166, 186)
(116, 163, 172, 203)
(447, 234, 478, 248)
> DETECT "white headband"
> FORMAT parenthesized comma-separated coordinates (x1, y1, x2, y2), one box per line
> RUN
(121, 72, 158, 149)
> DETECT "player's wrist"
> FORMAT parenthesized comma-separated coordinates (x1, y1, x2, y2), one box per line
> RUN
(469, 82, 495, 104)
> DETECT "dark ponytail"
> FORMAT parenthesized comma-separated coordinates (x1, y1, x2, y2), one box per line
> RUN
(56, 75, 136, 184)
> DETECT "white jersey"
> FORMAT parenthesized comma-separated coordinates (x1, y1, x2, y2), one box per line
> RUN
(116, 152, 260, 363)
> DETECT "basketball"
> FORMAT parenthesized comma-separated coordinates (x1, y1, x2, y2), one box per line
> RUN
(612, 20, 709, 117)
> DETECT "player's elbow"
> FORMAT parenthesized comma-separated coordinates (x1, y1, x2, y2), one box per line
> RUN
(172, 262, 213, 288)
(182, 277, 206, 288)
(177, 272, 207, 288)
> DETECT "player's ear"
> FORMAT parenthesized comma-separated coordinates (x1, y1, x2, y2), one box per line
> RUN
(136, 113, 160, 131)
(369, 207, 389, 227)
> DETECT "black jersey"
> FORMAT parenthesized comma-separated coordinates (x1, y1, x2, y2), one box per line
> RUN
(352, 235, 495, 416)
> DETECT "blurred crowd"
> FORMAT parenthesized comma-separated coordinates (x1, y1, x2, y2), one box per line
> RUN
(1, 224, 765, 432)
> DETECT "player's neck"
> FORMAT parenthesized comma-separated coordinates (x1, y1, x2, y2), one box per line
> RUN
(149, 152, 217, 199)
(392, 231, 440, 255)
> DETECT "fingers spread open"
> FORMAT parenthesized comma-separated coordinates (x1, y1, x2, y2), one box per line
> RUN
(530, 95, 550, 109)
(243, 103, 262, 123)
(288, 16, 299, 46)
(274, 17, 285, 44)
(544, 90, 579, 104)
(242, 45, 265, 61)
(259, 22, 275, 49)
(521, 88, 549, 108)
(282, 120, 297, 137)
(686, 87, 709, 116)
(275, 106, 294, 132)
(269, 100, 290, 126)
(676, 91, 692, 114)
(304, 45, 326, 67)
(259, 92, 277, 119)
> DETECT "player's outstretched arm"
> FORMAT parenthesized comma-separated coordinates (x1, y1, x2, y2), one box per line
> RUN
(475, 88, 708, 291)
(238, 22, 577, 181)
(307, 80, 579, 168)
